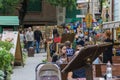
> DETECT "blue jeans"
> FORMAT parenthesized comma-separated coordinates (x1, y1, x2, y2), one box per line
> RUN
(27, 41, 33, 50)
(36, 41, 40, 53)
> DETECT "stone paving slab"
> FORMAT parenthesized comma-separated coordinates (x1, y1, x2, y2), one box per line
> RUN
(11, 53, 47, 80)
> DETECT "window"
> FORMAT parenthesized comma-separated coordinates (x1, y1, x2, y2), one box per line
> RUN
(27, 0, 42, 12)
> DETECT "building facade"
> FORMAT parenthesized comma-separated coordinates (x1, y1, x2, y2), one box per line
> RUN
(77, 0, 101, 19)
(114, 0, 120, 21)
(23, 0, 57, 26)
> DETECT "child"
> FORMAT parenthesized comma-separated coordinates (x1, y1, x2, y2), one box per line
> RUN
(65, 41, 75, 62)
(65, 41, 74, 57)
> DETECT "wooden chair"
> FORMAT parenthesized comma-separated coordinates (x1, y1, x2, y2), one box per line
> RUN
(47, 41, 52, 61)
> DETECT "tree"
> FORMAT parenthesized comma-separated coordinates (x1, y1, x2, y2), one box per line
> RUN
(0, 0, 20, 15)
(47, 0, 77, 25)
(47, 0, 77, 9)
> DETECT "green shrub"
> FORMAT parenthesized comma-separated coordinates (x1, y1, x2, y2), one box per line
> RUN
(0, 48, 14, 72)
(0, 70, 4, 80)
(0, 41, 14, 80)
(42, 59, 47, 63)
(0, 41, 13, 51)
(22, 52, 27, 64)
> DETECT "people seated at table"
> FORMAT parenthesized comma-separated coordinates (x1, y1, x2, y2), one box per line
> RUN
(75, 34, 85, 46)
(52, 44, 68, 64)
(49, 33, 61, 57)
(65, 41, 75, 57)
(75, 45, 83, 51)
(75, 27, 85, 46)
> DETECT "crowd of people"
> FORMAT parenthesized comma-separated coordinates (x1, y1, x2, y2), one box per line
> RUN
(20, 26, 114, 80)
(48, 27, 113, 80)
(20, 26, 43, 53)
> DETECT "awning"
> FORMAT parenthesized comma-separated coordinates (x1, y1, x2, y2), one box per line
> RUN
(102, 21, 120, 29)
(0, 16, 19, 26)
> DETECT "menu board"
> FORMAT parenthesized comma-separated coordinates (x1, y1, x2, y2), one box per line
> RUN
(2, 31, 23, 65)
(2, 31, 18, 55)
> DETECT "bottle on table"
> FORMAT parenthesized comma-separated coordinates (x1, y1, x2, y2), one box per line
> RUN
(106, 61, 112, 80)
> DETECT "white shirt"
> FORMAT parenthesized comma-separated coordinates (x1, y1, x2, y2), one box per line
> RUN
(25, 31, 34, 41)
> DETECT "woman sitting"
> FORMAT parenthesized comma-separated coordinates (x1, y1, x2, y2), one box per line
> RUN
(52, 44, 68, 64)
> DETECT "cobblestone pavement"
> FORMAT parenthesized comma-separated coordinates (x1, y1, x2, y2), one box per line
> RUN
(11, 53, 47, 80)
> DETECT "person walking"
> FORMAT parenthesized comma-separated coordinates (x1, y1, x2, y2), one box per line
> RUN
(52, 27, 59, 39)
(34, 26, 43, 53)
(25, 27, 34, 51)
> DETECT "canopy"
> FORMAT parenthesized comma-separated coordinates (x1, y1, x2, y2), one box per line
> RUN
(102, 21, 120, 29)
(0, 16, 19, 26)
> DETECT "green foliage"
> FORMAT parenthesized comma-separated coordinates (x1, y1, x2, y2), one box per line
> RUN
(0, 0, 3, 8)
(101, 0, 106, 2)
(0, 70, 4, 77)
(0, 0, 20, 15)
(0, 41, 14, 80)
(0, 48, 14, 71)
(22, 52, 27, 64)
(47, 0, 77, 9)
(0, 48, 14, 80)
(0, 41, 13, 51)
(21, 43, 24, 48)
(0, 70, 4, 80)
(42, 59, 47, 63)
